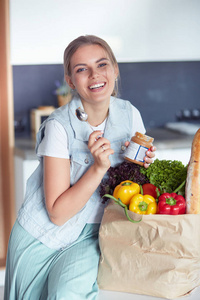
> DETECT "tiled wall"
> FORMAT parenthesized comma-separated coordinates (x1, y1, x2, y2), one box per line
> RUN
(13, 61, 200, 137)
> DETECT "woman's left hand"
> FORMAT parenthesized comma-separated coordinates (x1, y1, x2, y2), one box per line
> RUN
(144, 146, 156, 168)
(124, 142, 156, 169)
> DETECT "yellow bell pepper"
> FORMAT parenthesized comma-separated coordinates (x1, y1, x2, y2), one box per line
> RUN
(129, 194, 157, 215)
(113, 180, 140, 205)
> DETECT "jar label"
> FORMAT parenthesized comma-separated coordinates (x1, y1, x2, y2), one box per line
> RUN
(124, 141, 148, 162)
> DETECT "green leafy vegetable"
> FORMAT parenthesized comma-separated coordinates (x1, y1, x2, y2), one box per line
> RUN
(140, 159, 187, 196)
(100, 161, 149, 203)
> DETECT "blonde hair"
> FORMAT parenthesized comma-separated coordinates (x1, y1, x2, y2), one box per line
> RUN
(63, 35, 120, 97)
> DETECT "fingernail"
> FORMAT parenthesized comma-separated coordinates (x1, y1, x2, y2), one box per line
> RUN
(96, 135, 102, 140)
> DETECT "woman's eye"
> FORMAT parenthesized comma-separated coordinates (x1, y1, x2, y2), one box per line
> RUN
(76, 67, 86, 73)
(98, 63, 107, 68)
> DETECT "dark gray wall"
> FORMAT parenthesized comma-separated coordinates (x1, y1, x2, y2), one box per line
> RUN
(13, 61, 200, 137)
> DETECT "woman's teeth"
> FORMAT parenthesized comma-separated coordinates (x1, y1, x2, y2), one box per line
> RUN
(89, 83, 105, 90)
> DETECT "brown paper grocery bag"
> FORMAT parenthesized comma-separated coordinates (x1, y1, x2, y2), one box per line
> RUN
(97, 201, 200, 299)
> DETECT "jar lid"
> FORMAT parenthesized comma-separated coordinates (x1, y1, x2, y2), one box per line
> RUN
(135, 132, 154, 143)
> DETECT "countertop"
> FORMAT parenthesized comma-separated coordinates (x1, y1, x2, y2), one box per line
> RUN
(145, 127, 194, 150)
(15, 137, 38, 160)
(14, 127, 195, 160)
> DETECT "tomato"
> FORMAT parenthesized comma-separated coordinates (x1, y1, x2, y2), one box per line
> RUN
(142, 183, 159, 199)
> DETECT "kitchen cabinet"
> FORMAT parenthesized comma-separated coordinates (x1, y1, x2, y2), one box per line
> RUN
(14, 155, 39, 215)
(14, 138, 39, 215)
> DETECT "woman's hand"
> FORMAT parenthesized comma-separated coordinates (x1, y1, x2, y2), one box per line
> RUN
(44, 131, 114, 226)
(144, 146, 156, 168)
(88, 131, 114, 173)
(124, 141, 156, 169)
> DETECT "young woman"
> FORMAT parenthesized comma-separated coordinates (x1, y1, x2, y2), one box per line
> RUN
(4, 35, 156, 300)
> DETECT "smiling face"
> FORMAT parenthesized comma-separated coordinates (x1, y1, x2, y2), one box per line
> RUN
(65, 44, 119, 106)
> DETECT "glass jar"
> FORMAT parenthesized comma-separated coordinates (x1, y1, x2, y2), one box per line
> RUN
(124, 132, 154, 166)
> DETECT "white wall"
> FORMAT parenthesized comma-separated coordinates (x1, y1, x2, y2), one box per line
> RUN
(10, 0, 200, 64)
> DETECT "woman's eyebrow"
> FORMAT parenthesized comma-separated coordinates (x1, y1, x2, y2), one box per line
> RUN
(73, 58, 109, 70)
(96, 58, 109, 63)
(73, 63, 87, 69)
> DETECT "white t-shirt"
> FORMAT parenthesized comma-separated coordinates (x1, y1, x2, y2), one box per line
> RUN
(37, 105, 145, 223)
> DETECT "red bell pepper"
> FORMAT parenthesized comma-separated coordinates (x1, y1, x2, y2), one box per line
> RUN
(158, 193, 186, 215)
(142, 183, 159, 199)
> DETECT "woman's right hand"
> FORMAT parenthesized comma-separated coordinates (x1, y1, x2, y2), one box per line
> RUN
(44, 130, 114, 226)
(88, 131, 114, 173)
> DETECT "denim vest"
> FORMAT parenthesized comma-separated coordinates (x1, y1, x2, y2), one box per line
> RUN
(18, 96, 133, 250)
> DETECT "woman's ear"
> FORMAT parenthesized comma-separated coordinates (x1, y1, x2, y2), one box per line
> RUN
(65, 75, 75, 90)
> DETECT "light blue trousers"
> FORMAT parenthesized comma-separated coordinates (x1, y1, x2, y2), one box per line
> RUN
(4, 221, 100, 300)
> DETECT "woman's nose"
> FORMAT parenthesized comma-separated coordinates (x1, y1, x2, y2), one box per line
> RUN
(89, 68, 99, 78)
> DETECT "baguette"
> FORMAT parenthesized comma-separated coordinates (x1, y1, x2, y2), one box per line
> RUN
(185, 128, 200, 214)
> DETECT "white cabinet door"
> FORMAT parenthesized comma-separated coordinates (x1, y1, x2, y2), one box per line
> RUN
(14, 156, 39, 215)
